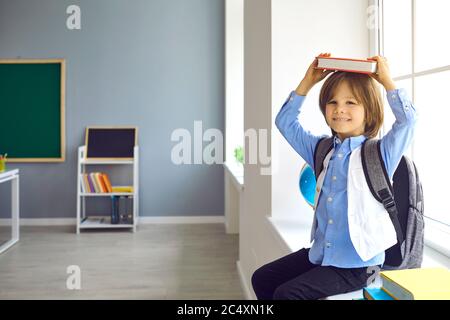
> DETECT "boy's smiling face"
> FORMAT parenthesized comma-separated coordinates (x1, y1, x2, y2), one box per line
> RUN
(325, 81, 366, 141)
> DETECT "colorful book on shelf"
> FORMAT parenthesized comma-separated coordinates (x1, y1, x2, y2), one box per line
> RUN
(82, 174, 90, 193)
(102, 173, 113, 193)
(87, 173, 94, 192)
(316, 56, 377, 74)
(96, 172, 107, 193)
(100, 173, 108, 193)
(89, 173, 97, 192)
(82, 173, 91, 193)
(80, 175, 86, 193)
(87, 174, 96, 193)
(85, 174, 90, 193)
(380, 267, 450, 300)
(363, 287, 394, 300)
(94, 173, 103, 192)
(90, 173, 101, 193)
(112, 186, 134, 193)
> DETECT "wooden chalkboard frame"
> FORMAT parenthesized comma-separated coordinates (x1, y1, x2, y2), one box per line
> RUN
(85, 126, 138, 161)
(0, 59, 66, 163)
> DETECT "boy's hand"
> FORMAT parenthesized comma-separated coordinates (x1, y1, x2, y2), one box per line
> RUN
(368, 55, 396, 91)
(296, 53, 335, 96)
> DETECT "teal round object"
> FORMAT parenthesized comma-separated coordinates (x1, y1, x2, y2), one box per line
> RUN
(299, 164, 316, 207)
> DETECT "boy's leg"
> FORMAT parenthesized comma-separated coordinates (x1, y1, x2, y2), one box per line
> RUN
(251, 248, 317, 300)
(273, 265, 373, 300)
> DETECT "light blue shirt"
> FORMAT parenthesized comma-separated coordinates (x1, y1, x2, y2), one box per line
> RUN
(275, 88, 417, 268)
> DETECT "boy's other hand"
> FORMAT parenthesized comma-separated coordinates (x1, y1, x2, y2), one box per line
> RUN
(368, 55, 396, 91)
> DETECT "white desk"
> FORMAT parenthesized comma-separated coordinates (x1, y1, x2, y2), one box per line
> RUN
(0, 169, 19, 254)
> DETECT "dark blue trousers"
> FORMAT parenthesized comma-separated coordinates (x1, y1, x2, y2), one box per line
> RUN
(251, 248, 375, 300)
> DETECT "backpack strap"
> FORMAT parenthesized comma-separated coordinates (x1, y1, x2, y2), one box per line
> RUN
(313, 137, 334, 179)
(361, 139, 404, 246)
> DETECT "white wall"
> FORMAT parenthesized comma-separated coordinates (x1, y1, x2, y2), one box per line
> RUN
(239, 0, 371, 299)
(272, 0, 371, 223)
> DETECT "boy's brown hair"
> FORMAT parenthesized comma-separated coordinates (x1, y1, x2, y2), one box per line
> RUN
(319, 71, 384, 139)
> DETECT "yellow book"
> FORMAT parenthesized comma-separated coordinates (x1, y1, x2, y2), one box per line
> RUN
(380, 268, 450, 300)
(112, 186, 134, 193)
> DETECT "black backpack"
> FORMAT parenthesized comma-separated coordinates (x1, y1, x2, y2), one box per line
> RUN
(313, 137, 424, 270)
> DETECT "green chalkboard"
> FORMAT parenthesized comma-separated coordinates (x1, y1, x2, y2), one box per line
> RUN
(0, 60, 65, 162)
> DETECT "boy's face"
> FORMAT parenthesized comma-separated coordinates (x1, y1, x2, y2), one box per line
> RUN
(325, 81, 365, 141)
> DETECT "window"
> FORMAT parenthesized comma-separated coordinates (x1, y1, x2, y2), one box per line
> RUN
(225, 0, 244, 175)
(381, 0, 450, 228)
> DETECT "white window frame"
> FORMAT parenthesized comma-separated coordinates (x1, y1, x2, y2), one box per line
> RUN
(225, 0, 244, 177)
(375, 0, 450, 257)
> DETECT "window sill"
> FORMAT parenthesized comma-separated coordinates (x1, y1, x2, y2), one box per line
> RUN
(424, 217, 450, 259)
(266, 215, 450, 299)
(266, 216, 312, 253)
(223, 161, 244, 190)
(267, 215, 450, 266)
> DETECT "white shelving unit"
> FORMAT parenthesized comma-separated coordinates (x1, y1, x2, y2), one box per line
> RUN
(76, 145, 139, 233)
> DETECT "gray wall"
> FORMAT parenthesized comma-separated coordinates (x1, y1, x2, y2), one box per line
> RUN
(0, 0, 225, 218)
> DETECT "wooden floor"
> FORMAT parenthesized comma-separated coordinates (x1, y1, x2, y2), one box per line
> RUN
(0, 224, 244, 300)
(0, 226, 11, 245)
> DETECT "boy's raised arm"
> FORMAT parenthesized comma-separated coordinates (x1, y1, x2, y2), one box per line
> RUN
(369, 56, 418, 178)
(275, 53, 334, 167)
(379, 88, 417, 178)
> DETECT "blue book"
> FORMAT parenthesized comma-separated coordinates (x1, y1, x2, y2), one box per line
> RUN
(363, 287, 394, 300)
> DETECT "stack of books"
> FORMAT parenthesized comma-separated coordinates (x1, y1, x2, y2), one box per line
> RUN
(80, 173, 134, 194)
(363, 267, 450, 300)
(80, 172, 113, 193)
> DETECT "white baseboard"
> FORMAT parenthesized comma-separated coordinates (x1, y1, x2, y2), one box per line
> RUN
(237, 260, 255, 300)
(138, 216, 225, 224)
(0, 216, 225, 226)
